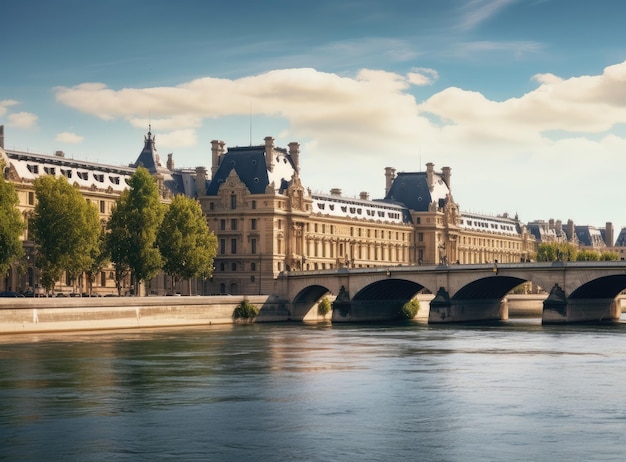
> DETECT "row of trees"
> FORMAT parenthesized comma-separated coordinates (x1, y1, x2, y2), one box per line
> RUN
(535, 242, 619, 262)
(0, 164, 217, 295)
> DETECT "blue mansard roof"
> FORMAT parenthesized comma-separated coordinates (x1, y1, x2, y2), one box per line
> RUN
(206, 145, 296, 195)
(383, 171, 450, 212)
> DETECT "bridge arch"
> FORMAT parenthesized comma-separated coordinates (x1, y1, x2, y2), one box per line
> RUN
(291, 284, 332, 320)
(353, 278, 427, 302)
(569, 275, 626, 300)
(452, 276, 527, 301)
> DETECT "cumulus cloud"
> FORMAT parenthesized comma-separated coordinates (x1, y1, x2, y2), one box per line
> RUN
(0, 99, 19, 117)
(8, 112, 38, 128)
(157, 129, 197, 148)
(408, 68, 439, 86)
(56, 132, 84, 144)
(53, 61, 626, 224)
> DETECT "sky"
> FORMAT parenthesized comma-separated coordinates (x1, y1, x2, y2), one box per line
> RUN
(2, 0, 626, 231)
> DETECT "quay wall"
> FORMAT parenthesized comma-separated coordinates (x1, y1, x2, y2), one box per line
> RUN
(0, 296, 290, 334)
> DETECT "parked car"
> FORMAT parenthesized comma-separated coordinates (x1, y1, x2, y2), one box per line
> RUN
(0, 291, 25, 298)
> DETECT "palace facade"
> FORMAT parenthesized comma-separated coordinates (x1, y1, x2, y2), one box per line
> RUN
(198, 136, 537, 295)
(2, 126, 537, 296)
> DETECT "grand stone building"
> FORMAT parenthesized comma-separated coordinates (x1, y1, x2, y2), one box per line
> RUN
(0, 126, 195, 295)
(2, 126, 537, 296)
(199, 137, 536, 295)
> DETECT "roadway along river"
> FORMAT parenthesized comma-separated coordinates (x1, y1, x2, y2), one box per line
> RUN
(1, 317, 626, 461)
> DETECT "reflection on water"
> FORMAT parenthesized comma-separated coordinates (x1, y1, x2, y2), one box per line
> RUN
(2, 319, 626, 461)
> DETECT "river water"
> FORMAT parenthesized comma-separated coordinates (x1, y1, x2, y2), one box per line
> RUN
(1, 317, 626, 461)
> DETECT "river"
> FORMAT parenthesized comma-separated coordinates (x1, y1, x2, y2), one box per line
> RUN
(1, 317, 626, 461)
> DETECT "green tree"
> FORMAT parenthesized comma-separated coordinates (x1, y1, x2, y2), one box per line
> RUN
(157, 194, 217, 294)
(233, 299, 259, 321)
(575, 249, 600, 261)
(600, 251, 619, 261)
(30, 175, 101, 294)
(536, 242, 578, 262)
(107, 167, 164, 296)
(85, 226, 109, 295)
(0, 162, 26, 278)
(399, 299, 420, 319)
(317, 296, 331, 317)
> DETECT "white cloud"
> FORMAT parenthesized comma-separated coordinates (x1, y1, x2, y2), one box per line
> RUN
(8, 112, 38, 128)
(56, 132, 84, 144)
(53, 61, 626, 225)
(0, 99, 19, 117)
(408, 68, 439, 86)
(456, 0, 517, 31)
(157, 129, 197, 149)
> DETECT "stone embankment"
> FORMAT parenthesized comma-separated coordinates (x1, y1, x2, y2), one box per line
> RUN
(0, 295, 290, 334)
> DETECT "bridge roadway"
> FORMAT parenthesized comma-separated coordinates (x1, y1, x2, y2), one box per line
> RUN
(277, 261, 626, 324)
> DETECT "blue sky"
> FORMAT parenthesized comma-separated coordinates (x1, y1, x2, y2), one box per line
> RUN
(3, 0, 626, 231)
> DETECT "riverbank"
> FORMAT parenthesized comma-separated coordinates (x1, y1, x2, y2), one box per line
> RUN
(2, 293, 621, 335)
(0, 295, 291, 334)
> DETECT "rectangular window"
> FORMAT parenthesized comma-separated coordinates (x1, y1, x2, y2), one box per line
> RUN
(230, 194, 237, 210)
(220, 219, 226, 231)
(251, 218, 257, 230)
(28, 191, 34, 205)
(251, 238, 257, 254)
(231, 238, 237, 254)
(99, 200, 105, 214)
(251, 200, 257, 210)
(231, 219, 238, 230)
(418, 233, 424, 242)
(220, 239, 226, 255)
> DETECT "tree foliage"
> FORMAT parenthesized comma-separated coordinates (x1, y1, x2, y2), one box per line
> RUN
(536, 242, 578, 262)
(399, 299, 420, 319)
(107, 167, 164, 295)
(157, 194, 217, 293)
(30, 175, 101, 293)
(575, 249, 600, 261)
(317, 296, 331, 317)
(233, 299, 259, 320)
(0, 162, 25, 277)
(600, 251, 619, 261)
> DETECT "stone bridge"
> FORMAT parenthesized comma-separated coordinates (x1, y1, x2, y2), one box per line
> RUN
(276, 261, 626, 324)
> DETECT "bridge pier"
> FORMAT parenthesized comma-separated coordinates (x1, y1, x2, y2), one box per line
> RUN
(542, 284, 620, 324)
(428, 288, 508, 323)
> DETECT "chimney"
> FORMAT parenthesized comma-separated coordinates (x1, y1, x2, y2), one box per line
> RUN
(555, 220, 562, 234)
(441, 166, 451, 190)
(426, 162, 434, 191)
(330, 188, 342, 196)
(264, 136, 275, 172)
(566, 219, 575, 241)
(196, 166, 207, 197)
(166, 153, 174, 171)
(288, 141, 300, 173)
(211, 140, 225, 178)
(384, 167, 396, 196)
(0, 125, 4, 149)
(606, 222, 614, 246)
(359, 191, 370, 200)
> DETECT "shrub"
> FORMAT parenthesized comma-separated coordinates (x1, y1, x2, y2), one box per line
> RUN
(399, 299, 420, 319)
(233, 299, 259, 320)
(317, 297, 331, 317)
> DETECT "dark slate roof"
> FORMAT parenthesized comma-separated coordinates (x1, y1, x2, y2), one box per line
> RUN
(131, 129, 169, 175)
(206, 145, 295, 196)
(574, 226, 606, 247)
(383, 171, 449, 212)
(614, 228, 626, 247)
